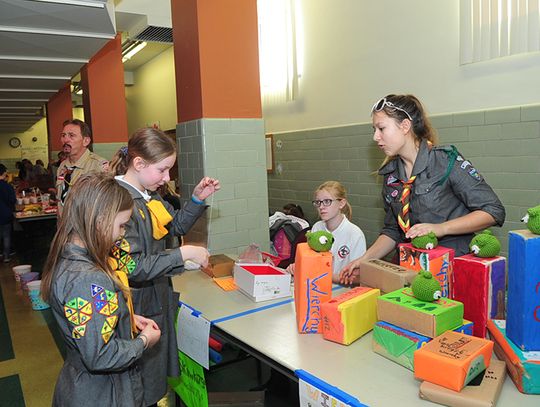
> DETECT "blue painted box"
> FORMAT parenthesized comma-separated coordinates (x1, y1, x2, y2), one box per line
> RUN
(507, 230, 540, 351)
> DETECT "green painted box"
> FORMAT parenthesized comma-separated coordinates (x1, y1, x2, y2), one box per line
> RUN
(376, 287, 464, 338)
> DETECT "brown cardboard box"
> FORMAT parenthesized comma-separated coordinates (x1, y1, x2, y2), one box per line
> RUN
(419, 359, 506, 407)
(202, 254, 235, 278)
(358, 259, 417, 293)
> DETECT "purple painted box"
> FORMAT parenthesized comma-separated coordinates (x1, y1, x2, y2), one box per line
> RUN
(507, 230, 540, 351)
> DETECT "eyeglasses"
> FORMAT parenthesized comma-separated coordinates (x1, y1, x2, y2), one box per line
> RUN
(372, 97, 413, 121)
(312, 199, 341, 207)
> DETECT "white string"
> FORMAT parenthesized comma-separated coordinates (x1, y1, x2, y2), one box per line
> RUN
(207, 192, 214, 254)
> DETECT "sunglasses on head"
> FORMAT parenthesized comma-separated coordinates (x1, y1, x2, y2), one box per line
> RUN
(372, 97, 413, 121)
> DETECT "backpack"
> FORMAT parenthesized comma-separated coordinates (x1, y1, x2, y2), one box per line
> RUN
(269, 218, 309, 268)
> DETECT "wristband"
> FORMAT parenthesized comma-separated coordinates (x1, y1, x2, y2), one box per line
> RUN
(139, 334, 148, 350)
(191, 195, 204, 205)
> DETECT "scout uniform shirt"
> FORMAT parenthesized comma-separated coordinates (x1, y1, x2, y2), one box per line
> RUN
(50, 244, 145, 407)
(56, 149, 108, 209)
(115, 176, 206, 406)
(378, 139, 505, 256)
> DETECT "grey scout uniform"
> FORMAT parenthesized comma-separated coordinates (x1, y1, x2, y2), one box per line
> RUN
(117, 179, 206, 406)
(50, 244, 145, 407)
(379, 140, 505, 256)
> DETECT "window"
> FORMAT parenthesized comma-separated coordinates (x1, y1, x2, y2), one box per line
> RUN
(257, 0, 303, 104)
(460, 0, 540, 64)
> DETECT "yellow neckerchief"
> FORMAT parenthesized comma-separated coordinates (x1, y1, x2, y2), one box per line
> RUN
(146, 199, 173, 240)
(108, 254, 137, 337)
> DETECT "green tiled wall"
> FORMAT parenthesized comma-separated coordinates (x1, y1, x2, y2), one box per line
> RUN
(268, 103, 540, 257)
(177, 118, 269, 255)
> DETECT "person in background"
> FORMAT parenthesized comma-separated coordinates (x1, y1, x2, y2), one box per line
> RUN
(0, 164, 16, 263)
(286, 181, 367, 282)
(269, 203, 310, 230)
(282, 203, 306, 220)
(33, 159, 48, 176)
(109, 128, 220, 406)
(340, 94, 505, 285)
(56, 119, 108, 215)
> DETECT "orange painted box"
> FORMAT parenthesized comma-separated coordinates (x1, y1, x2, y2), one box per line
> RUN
(414, 330, 494, 392)
(399, 243, 454, 298)
(321, 286, 380, 345)
(294, 243, 332, 334)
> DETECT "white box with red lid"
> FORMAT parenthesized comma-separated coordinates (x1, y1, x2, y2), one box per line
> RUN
(233, 263, 291, 302)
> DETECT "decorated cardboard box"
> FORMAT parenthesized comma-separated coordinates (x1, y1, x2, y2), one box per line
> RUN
(487, 319, 540, 394)
(294, 243, 332, 334)
(357, 259, 417, 293)
(507, 230, 540, 351)
(372, 320, 474, 371)
(452, 254, 506, 338)
(377, 287, 464, 338)
(414, 331, 494, 392)
(399, 243, 454, 298)
(419, 359, 506, 407)
(233, 263, 291, 302)
(321, 286, 380, 345)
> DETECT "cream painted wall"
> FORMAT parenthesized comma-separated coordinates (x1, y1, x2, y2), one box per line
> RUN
(263, 0, 540, 133)
(0, 119, 49, 169)
(125, 46, 177, 134)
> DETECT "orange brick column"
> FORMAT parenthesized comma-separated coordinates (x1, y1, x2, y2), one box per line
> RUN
(172, 0, 268, 253)
(46, 83, 72, 155)
(80, 34, 128, 158)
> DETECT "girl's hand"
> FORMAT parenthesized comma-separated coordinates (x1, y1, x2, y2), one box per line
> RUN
(134, 314, 159, 331)
(338, 258, 363, 285)
(140, 319, 161, 349)
(180, 245, 210, 268)
(405, 223, 445, 239)
(193, 177, 221, 201)
(285, 263, 295, 275)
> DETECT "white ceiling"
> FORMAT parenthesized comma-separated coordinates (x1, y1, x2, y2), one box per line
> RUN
(0, 0, 174, 134)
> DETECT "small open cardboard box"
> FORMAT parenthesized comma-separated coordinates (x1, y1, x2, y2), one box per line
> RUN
(202, 254, 236, 278)
(233, 263, 291, 302)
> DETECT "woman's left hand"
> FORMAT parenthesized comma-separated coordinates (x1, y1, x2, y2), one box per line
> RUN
(193, 177, 221, 200)
(405, 223, 445, 239)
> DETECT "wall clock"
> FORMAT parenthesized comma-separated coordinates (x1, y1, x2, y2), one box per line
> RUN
(9, 137, 21, 148)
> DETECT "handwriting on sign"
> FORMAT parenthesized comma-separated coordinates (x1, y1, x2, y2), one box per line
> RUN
(301, 273, 329, 333)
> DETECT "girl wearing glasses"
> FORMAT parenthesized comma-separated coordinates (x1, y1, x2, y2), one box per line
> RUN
(340, 94, 505, 285)
(287, 181, 366, 282)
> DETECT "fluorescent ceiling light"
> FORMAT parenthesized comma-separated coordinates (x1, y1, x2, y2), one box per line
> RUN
(122, 42, 147, 63)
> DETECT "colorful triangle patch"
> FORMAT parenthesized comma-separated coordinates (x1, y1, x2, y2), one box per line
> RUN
(72, 325, 87, 339)
(102, 331, 113, 344)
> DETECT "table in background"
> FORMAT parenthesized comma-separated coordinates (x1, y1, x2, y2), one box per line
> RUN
(13, 212, 57, 274)
(172, 270, 539, 407)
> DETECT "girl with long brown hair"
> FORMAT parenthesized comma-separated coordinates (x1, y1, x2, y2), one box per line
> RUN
(41, 173, 161, 406)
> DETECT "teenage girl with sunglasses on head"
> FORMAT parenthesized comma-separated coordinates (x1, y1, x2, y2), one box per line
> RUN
(287, 181, 366, 282)
(340, 94, 505, 285)
(41, 173, 161, 406)
(110, 127, 220, 406)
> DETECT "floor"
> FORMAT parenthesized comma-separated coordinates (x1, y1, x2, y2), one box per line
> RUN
(0, 258, 298, 407)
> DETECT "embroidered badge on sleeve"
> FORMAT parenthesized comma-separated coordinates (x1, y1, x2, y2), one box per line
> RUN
(110, 239, 136, 275)
(64, 297, 93, 339)
(91, 283, 119, 343)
